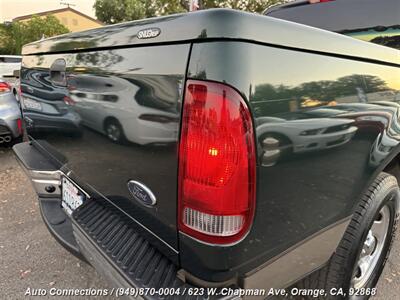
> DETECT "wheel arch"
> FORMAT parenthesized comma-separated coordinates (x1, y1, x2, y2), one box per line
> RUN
(258, 131, 293, 145)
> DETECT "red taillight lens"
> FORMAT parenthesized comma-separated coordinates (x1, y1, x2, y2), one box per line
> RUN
(63, 96, 76, 106)
(0, 82, 11, 93)
(16, 118, 23, 135)
(178, 80, 256, 244)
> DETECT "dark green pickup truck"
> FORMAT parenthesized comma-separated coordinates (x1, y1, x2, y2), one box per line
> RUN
(13, 7, 400, 299)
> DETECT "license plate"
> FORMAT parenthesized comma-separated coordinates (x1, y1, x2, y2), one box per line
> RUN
(23, 98, 42, 111)
(61, 177, 85, 215)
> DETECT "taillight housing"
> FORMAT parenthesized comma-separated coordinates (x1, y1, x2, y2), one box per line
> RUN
(178, 80, 256, 244)
(0, 82, 11, 93)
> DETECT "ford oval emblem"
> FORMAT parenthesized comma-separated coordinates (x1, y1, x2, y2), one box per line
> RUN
(137, 28, 161, 39)
(127, 181, 156, 207)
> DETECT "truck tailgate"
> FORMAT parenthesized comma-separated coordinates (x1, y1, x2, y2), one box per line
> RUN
(21, 44, 190, 254)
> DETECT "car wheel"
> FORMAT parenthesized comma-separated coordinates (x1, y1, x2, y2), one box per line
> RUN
(299, 172, 399, 299)
(105, 119, 125, 143)
(259, 133, 293, 166)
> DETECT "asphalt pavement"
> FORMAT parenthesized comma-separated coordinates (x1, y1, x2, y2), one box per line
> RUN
(0, 145, 399, 299)
(0, 146, 113, 300)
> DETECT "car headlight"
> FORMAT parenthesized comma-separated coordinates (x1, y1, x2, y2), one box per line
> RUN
(300, 128, 324, 136)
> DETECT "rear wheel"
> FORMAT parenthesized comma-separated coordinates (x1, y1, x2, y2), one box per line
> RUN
(299, 172, 399, 299)
(104, 119, 125, 144)
(259, 133, 293, 166)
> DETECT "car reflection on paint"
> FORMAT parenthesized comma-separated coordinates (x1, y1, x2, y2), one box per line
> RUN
(256, 112, 358, 166)
(369, 132, 398, 167)
(367, 102, 400, 167)
(0, 80, 23, 144)
(20, 70, 82, 136)
(21, 93, 82, 135)
(68, 75, 180, 145)
(324, 103, 392, 134)
(278, 102, 400, 169)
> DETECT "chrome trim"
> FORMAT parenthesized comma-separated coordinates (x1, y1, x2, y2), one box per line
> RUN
(0, 135, 12, 143)
(137, 27, 161, 39)
(31, 170, 61, 176)
(32, 179, 60, 185)
(16, 166, 63, 197)
(127, 180, 157, 207)
(30, 178, 61, 196)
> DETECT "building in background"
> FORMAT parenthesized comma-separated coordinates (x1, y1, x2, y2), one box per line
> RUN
(12, 7, 103, 32)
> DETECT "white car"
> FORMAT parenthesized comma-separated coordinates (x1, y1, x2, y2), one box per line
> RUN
(0, 55, 22, 78)
(69, 75, 179, 145)
(257, 116, 358, 166)
(258, 117, 357, 152)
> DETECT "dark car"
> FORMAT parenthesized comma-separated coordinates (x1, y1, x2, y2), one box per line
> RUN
(264, 0, 400, 49)
(0, 80, 23, 144)
(18, 68, 82, 135)
(13, 9, 400, 299)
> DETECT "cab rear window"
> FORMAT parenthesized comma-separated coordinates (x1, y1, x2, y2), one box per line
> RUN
(264, 0, 400, 50)
(345, 28, 400, 50)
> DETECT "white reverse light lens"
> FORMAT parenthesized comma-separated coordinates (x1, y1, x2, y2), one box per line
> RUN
(183, 207, 244, 237)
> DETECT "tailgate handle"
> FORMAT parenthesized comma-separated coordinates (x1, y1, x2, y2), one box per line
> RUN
(50, 58, 67, 86)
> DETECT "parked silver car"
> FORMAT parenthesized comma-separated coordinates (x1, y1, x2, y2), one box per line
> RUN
(0, 80, 22, 144)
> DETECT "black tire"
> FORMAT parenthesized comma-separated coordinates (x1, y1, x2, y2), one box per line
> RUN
(11, 136, 24, 145)
(299, 172, 399, 299)
(104, 119, 125, 144)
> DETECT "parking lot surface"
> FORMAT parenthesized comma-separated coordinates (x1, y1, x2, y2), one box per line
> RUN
(1, 145, 400, 299)
(0, 147, 113, 300)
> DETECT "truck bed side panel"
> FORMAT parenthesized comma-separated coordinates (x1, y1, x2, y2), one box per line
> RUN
(180, 41, 400, 282)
